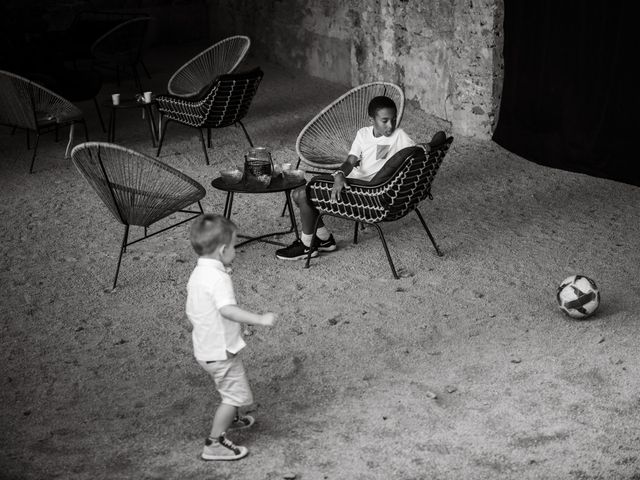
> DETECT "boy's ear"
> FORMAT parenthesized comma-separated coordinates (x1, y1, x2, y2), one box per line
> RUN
(218, 244, 226, 256)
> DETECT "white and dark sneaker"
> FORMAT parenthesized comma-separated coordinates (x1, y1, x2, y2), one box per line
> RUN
(228, 414, 255, 431)
(275, 239, 318, 260)
(315, 234, 337, 252)
(201, 434, 248, 461)
(275, 235, 337, 260)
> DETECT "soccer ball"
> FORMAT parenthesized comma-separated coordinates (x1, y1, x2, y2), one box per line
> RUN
(556, 275, 600, 319)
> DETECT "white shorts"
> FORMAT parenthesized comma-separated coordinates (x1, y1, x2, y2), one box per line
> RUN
(197, 354, 254, 407)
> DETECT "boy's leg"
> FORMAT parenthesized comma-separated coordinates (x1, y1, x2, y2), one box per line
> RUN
(276, 187, 336, 260)
(199, 357, 252, 461)
(293, 185, 323, 235)
(209, 403, 237, 438)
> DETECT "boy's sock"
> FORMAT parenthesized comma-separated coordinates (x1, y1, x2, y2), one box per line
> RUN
(301, 233, 314, 247)
(301, 228, 330, 247)
(316, 226, 330, 241)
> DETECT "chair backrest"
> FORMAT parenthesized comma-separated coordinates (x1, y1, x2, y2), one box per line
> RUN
(90, 17, 151, 65)
(296, 82, 405, 171)
(0, 70, 81, 130)
(70, 142, 206, 227)
(157, 67, 264, 129)
(167, 35, 251, 97)
(382, 137, 454, 222)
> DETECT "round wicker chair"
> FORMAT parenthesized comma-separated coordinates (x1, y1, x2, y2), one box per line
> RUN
(0, 69, 87, 173)
(167, 35, 251, 98)
(90, 17, 152, 92)
(296, 82, 405, 172)
(71, 142, 206, 289)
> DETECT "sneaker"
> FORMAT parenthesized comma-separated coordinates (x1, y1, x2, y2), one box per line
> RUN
(228, 414, 255, 431)
(276, 239, 318, 260)
(201, 434, 248, 461)
(314, 234, 337, 252)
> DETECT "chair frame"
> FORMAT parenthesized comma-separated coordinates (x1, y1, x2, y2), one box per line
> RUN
(295, 81, 405, 173)
(71, 142, 206, 289)
(304, 138, 454, 279)
(90, 16, 152, 93)
(167, 35, 251, 97)
(0, 70, 88, 173)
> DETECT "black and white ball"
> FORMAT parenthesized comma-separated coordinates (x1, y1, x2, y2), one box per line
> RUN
(556, 275, 600, 319)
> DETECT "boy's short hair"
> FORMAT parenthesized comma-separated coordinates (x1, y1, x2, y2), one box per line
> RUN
(190, 214, 237, 256)
(367, 96, 397, 118)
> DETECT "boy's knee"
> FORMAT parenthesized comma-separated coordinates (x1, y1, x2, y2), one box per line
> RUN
(292, 186, 307, 205)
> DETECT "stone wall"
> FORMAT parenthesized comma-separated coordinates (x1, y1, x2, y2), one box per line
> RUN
(208, 0, 504, 139)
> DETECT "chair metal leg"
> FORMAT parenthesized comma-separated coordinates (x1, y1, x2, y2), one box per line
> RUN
(280, 157, 303, 217)
(132, 64, 143, 94)
(93, 97, 106, 132)
(28, 133, 40, 174)
(372, 223, 399, 279)
(353, 221, 359, 244)
(141, 59, 152, 79)
(82, 119, 89, 141)
(415, 208, 443, 256)
(156, 117, 168, 157)
(207, 128, 211, 148)
(237, 120, 254, 147)
(198, 128, 210, 165)
(112, 224, 129, 290)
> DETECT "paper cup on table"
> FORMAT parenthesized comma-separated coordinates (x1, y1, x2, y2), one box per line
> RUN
(111, 93, 120, 106)
(143, 91, 152, 103)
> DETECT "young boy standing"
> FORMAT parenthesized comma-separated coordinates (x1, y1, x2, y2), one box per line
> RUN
(276, 95, 415, 260)
(186, 214, 276, 461)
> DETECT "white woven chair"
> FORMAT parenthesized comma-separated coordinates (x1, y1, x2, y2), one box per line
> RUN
(296, 82, 405, 172)
(71, 142, 206, 289)
(0, 70, 87, 173)
(167, 35, 251, 97)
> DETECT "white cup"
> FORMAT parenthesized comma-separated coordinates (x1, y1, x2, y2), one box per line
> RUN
(143, 91, 152, 103)
(111, 93, 120, 106)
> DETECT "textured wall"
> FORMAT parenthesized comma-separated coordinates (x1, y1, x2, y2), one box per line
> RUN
(209, 0, 503, 139)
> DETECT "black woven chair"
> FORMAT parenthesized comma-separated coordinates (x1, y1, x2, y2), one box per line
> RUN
(155, 67, 263, 165)
(71, 142, 206, 289)
(304, 134, 454, 278)
(0, 70, 88, 173)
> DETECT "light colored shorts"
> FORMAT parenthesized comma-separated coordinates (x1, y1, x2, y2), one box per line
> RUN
(197, 354, 254, 407)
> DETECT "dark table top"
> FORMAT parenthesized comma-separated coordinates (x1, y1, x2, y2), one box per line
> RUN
(104, 97, 157, 109)
(211, 174, 306, 193)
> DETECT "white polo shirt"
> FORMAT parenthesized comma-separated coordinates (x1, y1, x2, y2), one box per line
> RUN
(185, 258, 245, 361)
(347, 127, 415, 181)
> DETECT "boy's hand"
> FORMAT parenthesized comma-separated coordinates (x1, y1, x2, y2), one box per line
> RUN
(331, 174, 348, 202)
(261, 313, 277, 326)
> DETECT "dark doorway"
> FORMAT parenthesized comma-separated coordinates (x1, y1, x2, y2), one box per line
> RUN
(493, 2, 638, 187)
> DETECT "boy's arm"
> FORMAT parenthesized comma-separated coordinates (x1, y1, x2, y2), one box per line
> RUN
(331, 154, 359, 202)
(219, 304, 276, 326)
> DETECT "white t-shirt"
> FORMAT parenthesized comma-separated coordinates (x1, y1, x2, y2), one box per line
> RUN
(347, 127, 415, 181)
(185, 258, 245, 361)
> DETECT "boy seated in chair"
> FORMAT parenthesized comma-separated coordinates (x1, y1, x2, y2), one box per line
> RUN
(276, 95, 415, 260)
